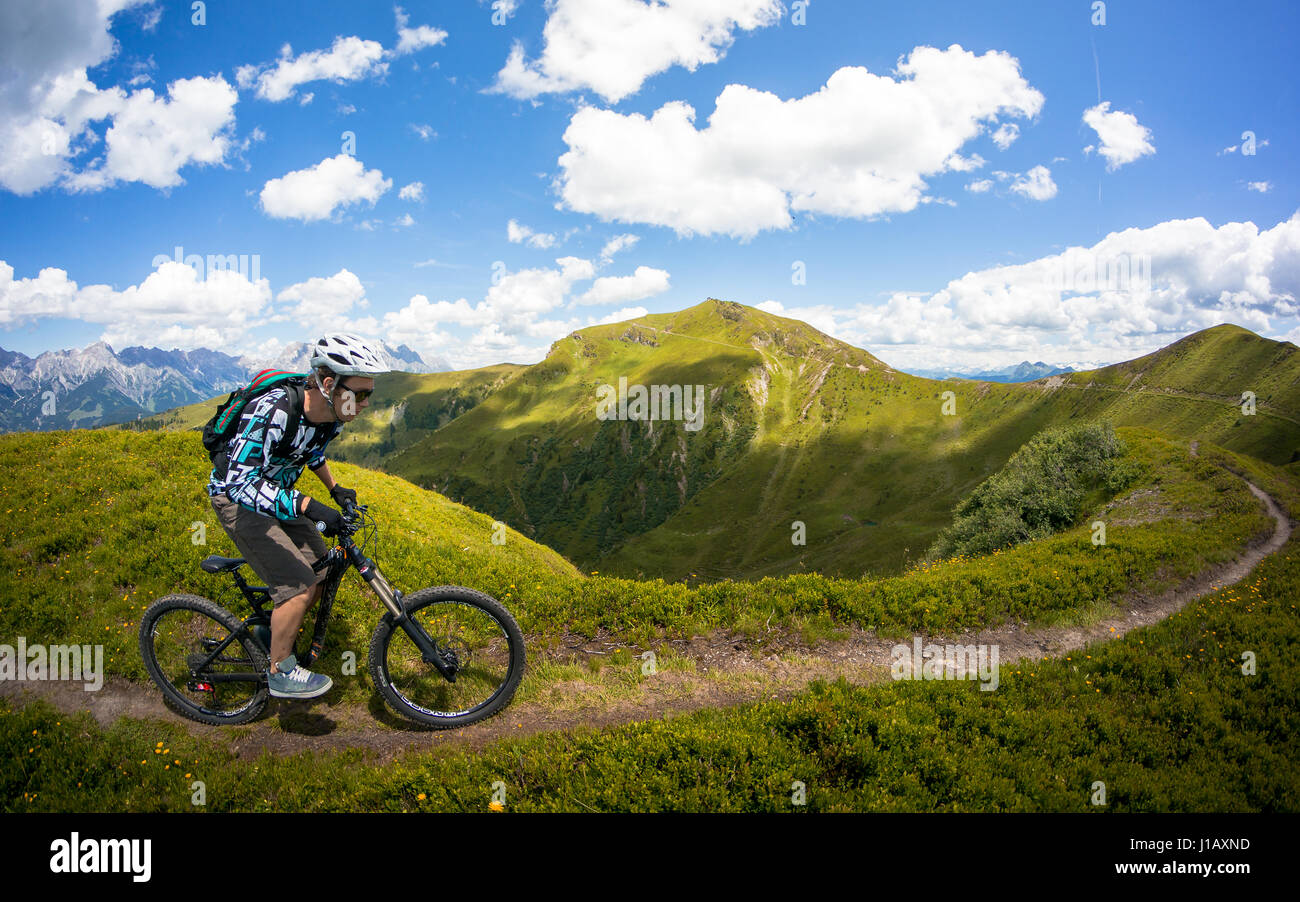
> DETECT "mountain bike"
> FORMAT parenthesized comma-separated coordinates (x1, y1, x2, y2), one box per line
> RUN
(137, 500, 525, 728)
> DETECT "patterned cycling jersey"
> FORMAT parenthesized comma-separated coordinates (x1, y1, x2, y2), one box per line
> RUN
(206, 386, 343, 521)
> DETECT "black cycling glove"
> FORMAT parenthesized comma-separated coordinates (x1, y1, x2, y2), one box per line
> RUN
(303, 497, 346, 536)
(330, 485, 358, 511)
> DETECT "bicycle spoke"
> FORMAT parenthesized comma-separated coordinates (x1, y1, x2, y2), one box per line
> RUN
(146, 607, 261, 717)
(383, 601, 516, 718)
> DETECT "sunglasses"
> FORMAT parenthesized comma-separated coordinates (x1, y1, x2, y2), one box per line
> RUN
(335, 380, 373, 403)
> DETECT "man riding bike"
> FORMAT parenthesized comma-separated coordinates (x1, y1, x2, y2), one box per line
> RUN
(206, 333, 387, 698)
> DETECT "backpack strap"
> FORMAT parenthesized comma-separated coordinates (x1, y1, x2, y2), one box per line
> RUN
(273, 381, 305, 460)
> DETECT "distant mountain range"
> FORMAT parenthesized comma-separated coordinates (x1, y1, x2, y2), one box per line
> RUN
(904, 361, 1075, 382)
(0, 339, 447, 433)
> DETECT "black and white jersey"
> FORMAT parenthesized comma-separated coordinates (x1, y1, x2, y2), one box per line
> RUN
(206, 386, 343, 521)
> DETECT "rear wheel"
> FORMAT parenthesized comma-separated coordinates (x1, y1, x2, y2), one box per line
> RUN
(369, 586, 525, 728)
(138, 594, 269, 726)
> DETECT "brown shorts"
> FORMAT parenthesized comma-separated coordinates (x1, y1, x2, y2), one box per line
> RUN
(210, 492, 330, 606)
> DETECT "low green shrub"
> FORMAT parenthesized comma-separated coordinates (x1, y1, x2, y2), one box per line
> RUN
(928, 421, 1142, 559)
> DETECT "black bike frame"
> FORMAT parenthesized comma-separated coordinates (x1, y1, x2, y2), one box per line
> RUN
(186, 509, 459, 687)
(182, 556, 345, 688)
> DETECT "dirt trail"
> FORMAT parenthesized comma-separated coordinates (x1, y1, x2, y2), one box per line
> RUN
(3, 451, 1292, 762)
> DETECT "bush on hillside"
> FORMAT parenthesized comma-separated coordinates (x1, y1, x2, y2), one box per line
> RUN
(927, 421, 1140, 559)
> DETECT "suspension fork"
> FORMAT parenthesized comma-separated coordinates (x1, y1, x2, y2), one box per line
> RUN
(340, 538, 458, 682)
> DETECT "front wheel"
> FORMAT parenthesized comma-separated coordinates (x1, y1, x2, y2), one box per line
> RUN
(369, 586, 525, 728)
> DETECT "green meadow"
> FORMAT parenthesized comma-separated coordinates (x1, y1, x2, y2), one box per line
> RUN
(3, 303, 1298, 812)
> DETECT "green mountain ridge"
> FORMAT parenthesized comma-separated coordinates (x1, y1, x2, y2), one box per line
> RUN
(387, 300, 1300, 582)
(386, 300, 887, 569)
(103, 299, 1300, 584)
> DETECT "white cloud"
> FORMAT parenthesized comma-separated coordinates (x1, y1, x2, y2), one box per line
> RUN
(0, 1, 121, 187)
(751, 300, 842, 336)
(393, 6, 449, 55)
(259, 153, 392, 221)
(237, 36, 388, 102)
(276, 268, 366, 325)
(591, 305, 648, 325)
(370, 255, 674, 368)
(1247, 181, 1272, 193)
(600, 233, 640, 260)
(990, 122, 1019, 149)
(137, 3, 162, 31)
(63, 75, 238, 191)
(966, 165, 1054, 201)
(0, 3, 239, 195)
(410, 123, 436, 140)
(491, 0, 783, 103)
(377, 259, 590, 366)
(575, 265, 670, 305)
(1010, 165, 1057, 201)
(820, 212, 1300, 372)
(944, 153, 986, 173)
(395, 212, 415, 227)
(399, 181, 425, 201)
(507, 218, 558, 248)
(127, 56, 156, 87)
(555, 45, 1044, 239)
(0, 258, 271, 348)
(1082, 101, 1155, 171)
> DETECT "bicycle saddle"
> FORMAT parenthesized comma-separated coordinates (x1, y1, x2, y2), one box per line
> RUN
(200, 555, 246, 573)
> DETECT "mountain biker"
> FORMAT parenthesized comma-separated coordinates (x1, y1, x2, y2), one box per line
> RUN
(207, 333, 388, 699)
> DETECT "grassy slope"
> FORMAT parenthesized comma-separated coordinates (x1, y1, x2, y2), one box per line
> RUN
(4, 442, 1297, 812)
(0, 426, 1275, 686)
(0, 429, 581, 685)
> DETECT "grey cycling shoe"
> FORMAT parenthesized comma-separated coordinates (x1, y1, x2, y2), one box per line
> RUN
(267, 653, 333, 699)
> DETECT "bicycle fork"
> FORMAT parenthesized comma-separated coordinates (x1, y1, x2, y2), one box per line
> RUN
(346, 545, 459, 683)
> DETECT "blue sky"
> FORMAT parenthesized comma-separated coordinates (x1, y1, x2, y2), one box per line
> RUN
(1, 0, 1297, 373)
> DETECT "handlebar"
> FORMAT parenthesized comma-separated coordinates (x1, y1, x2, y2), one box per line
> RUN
(340, 498, 368, 536)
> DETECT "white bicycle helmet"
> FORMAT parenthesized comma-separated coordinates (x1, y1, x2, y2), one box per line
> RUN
(309, 333, 389, 376)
